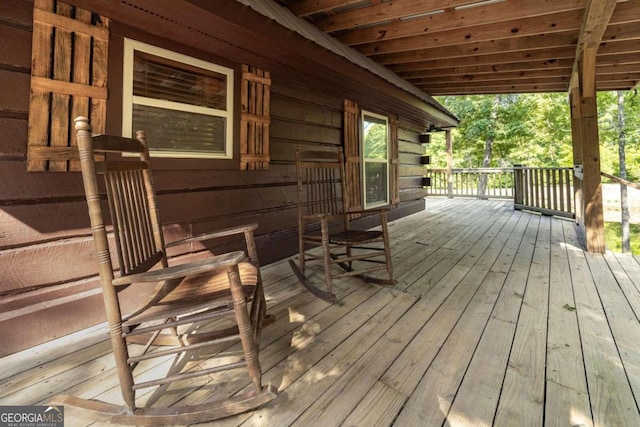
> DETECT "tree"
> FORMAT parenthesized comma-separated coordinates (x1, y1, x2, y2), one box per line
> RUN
(617, 90, 631, 252)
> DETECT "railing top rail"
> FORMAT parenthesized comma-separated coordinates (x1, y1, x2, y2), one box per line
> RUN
(601, 171, 640, 191)
(451, 167, 514, 173)
(427, 166, 573, 173)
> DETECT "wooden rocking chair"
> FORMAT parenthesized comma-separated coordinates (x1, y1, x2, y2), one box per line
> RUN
(289, 146, 394, 302)
(51, 117, 277, 425)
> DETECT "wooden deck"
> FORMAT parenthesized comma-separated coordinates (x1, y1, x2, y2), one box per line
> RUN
(2, 198, 640, 426)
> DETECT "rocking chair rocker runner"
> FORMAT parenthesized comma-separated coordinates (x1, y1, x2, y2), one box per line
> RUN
(51, 117, 277, 425)
(289, 146, 394, 302)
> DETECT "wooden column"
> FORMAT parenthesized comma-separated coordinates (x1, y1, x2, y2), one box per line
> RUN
(569, 89, 584, 226)
(566, 0, 616, 253)
(578, 89, 606, 253)
(446, 130, 453, 198)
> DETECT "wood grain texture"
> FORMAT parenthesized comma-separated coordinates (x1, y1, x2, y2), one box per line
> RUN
(2, 199, 640, 424)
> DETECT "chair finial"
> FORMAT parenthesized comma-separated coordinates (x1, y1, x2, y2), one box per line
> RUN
(74, 116, 90, 132)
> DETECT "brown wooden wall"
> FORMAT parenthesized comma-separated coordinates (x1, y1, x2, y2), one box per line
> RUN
(0, 2, 428, 356)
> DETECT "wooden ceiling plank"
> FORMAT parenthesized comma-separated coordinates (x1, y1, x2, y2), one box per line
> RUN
(595, 71, 640, 82)
(356, 9, 583, 56)
(289, 0, 370, 17)
(395, 51, 640, 83)
(389, 47, 578, 71)
(421, 76, 571, 90)
(317, 0, 470, 33)
(399, 59, 577, 79)
(569, 0, 618, 95)
(422, 83, 570, 95)
(599, 38, 640, 57)
(357, 8, 640, 59)
(332, 0, 586, 45)
(372, 31, 580, 65)
(397, 59, 573, 80)
(408, 68, 574, 85)
(596, 62, 640, 75)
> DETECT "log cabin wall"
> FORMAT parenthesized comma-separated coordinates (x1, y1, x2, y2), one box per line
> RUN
(0, 1, 430, 356)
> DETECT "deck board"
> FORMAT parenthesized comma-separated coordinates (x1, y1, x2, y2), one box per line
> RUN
(2, 198, 640, 426)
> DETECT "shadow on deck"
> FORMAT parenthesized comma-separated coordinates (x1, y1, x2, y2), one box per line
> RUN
(2, 198, 640, 426)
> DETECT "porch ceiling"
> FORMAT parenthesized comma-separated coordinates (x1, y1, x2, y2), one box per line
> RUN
(274, 0, 640, 95)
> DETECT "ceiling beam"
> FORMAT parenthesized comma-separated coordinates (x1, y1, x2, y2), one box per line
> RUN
(569, 0, 619, 96)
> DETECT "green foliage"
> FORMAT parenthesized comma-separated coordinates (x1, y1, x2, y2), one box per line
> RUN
(597, 91, 640, 181)
(363, 116, 388, 160)
(604, 222, 640, 254)
(431, 92, 640, 182)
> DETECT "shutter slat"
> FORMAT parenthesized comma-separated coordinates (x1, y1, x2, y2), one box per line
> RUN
(69, 7, 92, 171)
(31, 77, 108, 99)
(48, 2, 73, 172)
(343, 99, 362, 218)
(240, 65, 271, 170)
(33, 8, 109, 40)
(27, 0, 55, 172)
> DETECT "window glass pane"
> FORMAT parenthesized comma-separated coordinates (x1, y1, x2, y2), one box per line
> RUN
(363, 114, 388, 159)
(365, 162, 387, 205)
(133, 104, 226, 154)
(133, 51, 227, 110)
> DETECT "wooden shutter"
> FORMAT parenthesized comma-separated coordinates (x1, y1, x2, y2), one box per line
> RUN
(389, 116, 400, 206)
(343, 99, 362, 217)
(27, 0, 109, 172)
(240, 65, 271, 170)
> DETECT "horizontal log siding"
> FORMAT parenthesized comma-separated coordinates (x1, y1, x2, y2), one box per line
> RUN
(398, 125, 429, 204)
(0, 5, 429, 356)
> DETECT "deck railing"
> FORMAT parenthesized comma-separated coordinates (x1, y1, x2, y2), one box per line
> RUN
(425, 168, 514, 199)
(425, 166, 575, 218)
(514, 166, 574, 218)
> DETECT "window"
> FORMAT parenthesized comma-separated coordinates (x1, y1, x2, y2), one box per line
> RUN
(122, 39, 234, 158)
(361, 111, 390, 208)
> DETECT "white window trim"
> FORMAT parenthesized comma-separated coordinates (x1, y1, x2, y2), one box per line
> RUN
(361, 110, 390, 209)
(122, 38, 234, 159)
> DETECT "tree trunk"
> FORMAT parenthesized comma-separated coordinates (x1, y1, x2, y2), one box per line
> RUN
(478, 95, 500, 199)
(617, 90, 630, 253)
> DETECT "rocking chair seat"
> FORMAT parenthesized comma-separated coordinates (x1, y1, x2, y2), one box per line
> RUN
(122, 260, 258, 328)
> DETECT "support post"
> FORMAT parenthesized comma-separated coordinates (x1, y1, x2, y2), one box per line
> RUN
(566, 0, 615, 253)
(579, 91, 606, 253)
(513, 164, 524, 207)
(570, 89, 584, 226)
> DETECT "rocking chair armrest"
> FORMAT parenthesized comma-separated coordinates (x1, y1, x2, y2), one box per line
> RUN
(112, 250, 246, 286)
(166, 223, 259, 248)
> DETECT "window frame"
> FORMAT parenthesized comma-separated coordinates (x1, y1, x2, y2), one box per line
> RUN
(361, 110, 390, 209)
(122, 38, 234, 159)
